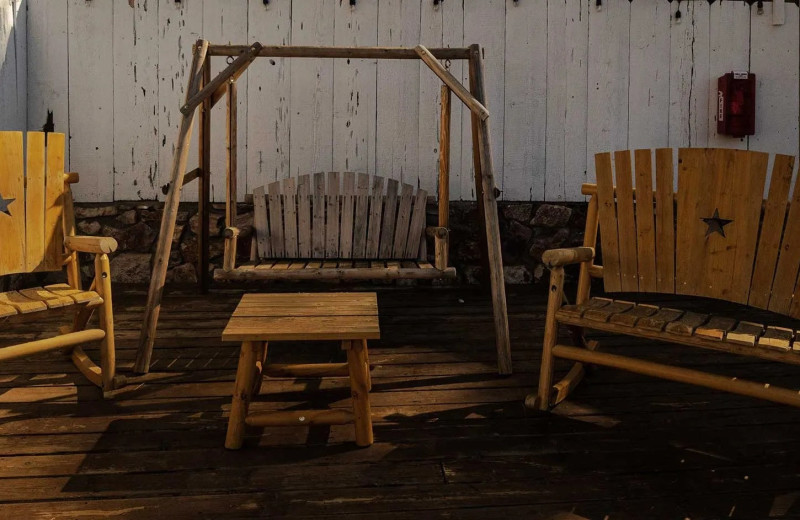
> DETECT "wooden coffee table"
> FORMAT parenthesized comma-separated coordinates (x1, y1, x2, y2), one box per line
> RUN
(222, 292, 380, 449)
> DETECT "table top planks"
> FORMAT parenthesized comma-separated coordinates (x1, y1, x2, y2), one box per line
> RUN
(223, 292, 380, 342)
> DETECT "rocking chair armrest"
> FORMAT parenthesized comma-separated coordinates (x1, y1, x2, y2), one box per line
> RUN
(223, 226, 240, 238)
(65, 236, 119, 255)
(425, 226, 448, 238)
(542, 247, 594, 268)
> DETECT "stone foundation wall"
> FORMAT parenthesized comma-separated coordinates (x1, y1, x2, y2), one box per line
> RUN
(3, 200, 588, 288)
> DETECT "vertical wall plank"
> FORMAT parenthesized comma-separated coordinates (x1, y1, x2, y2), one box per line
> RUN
(418, 0, 445, 194)
(707, 1, 751, 149)
(669, 1, 709, 149)
(113, 0, 160, 200)
(27, 0, 69, 165)
(628, 0, 671, 150)
(750, 6, 800, 160)
(586, 0, 630, 183)
(247, 0, 291, 189)
(376, 0, 421, 186)
(68, 0, 114, 201)
(562, 0, 591, 200)
(442, 0, 464, 201)
(158, 0, 203, 201)
(461, 0, 505, 199)
(0, 0, 25, 131)
(290, 0, 335, 177)
(504, 0, 547, 201)
(333, 0, 378, 175)
(204, 0, 248, 202)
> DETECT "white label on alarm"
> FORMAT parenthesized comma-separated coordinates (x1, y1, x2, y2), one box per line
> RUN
(733, 71, 749, 80)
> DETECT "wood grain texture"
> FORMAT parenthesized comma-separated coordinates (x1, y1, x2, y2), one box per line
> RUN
(633, 149, 656, 292)
(749, 155, 795, 309)
(25, 133, 46, 272)
(246, 0, 291, 188)
(613, 150, 638, 291)
(595, 153, 622, 292)
(113, 0, 159, 200)
(0, 132, 25, 275)
(290, 0, 335, 177)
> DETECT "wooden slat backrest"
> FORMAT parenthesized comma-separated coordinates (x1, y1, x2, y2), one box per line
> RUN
(251, 173, 427, 261)
(593, 148, 800, 316)
(0, 132, 66, 277)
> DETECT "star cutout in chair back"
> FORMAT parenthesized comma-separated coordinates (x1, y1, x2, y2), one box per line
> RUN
(0, 193, 15, 217)
(701, 209, 733, 238)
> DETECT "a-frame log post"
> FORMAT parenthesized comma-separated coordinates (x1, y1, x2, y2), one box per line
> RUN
(436, 85, 451, 271)
(468, 44, 512, 375)
(135, 42, 262, 373)
(134, 40, 208, 374)
(224, 79, 238, 270)
(198, 56, 212, 293)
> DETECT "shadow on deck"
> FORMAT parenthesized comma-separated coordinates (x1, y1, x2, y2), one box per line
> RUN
(1, 286, 800, 518)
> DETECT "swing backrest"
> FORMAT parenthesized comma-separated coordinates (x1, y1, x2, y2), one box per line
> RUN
(251, 172, 428, 261)
(0, 132, 68, 277)
(591, 148, 800, 317)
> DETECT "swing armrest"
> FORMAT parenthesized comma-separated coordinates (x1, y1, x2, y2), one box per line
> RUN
(65, 236, 119, 255)
(542, 247, 594, 268)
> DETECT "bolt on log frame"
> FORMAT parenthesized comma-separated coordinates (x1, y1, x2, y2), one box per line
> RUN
(134, 40, 513, 375)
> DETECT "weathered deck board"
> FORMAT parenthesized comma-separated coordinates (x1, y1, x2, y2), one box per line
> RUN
(1, 286, 800, 518)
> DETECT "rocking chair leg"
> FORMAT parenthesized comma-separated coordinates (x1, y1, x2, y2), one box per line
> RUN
(95, 254, 117, 393)
(551, 339, 598, 406)
(527, 266, 564, 411)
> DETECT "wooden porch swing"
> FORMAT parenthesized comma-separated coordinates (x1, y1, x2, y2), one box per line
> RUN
(135, 41, 512, 375)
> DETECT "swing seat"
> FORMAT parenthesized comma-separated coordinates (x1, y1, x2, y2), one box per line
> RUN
(213, 172, 457, 282)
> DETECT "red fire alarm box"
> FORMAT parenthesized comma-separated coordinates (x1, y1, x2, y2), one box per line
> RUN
(717, 71, 756, 137)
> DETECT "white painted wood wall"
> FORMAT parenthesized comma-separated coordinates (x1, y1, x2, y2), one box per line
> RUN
(0, 0, 25, 132)
(9, 0, 800, 202)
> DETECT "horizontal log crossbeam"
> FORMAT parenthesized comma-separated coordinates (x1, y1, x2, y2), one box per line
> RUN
(207, 45, 472, 59)
(553, 344, 800, 408)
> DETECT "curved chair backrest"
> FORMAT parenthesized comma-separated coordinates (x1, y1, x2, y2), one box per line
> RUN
(252, 172, 428, 260)
(0, 132, 67, 276)
(592, 148, 800, 317)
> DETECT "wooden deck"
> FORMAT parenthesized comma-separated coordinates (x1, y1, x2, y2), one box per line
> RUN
(2, 286, 800, 518)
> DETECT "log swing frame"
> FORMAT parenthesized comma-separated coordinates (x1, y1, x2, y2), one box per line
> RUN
(134, 40, 512, 376)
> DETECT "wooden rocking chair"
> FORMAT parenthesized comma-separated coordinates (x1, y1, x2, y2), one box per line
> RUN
(531, 148, 800, 410)
(0, 132, 119, 394)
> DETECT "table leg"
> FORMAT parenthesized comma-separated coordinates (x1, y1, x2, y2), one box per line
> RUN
(346, 339, 373, 447)
(361, 338, 372, 391)
(225, 340, 259, 449)
(252, 341, 268, 396)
